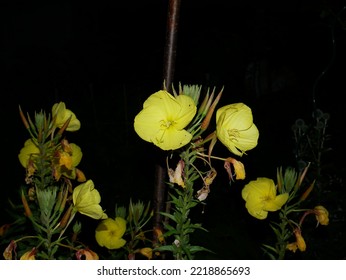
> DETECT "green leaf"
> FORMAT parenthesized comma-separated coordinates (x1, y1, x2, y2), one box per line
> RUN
(163, 229, 178, 237)
(154, 245, 175, 252)
(163, 223, 176, 232)
(269, 223, 282, 238)
(160, 211, 177, 223)
(189, 245, 214, 254)
(262, 244, 278, 254)
(187, 200, 198, 209)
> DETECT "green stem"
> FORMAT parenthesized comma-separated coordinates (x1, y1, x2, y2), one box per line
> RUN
(277, 217, 288, 260)
(171, 149, 199, 260)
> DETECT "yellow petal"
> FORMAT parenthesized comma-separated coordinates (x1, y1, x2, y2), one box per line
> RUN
(79, 204, 107, 220)
(264, 193, 289, 211)
(134, 109, 163, 143)
(95, 217, 127, 249)
(112, 217, 127, 238)
(233, 124, 259, 152)
(52, 102, 81, 131)
(18, 139, 39, 168)
(70, 143, 83, 167)
(73, 180, 107, 219)
(154, 128, 192, 150)
(242, 178, 273, 200)
(247, 206, 268, 220)
(216, 103, 253, 130)
(173, 95, 197, 129)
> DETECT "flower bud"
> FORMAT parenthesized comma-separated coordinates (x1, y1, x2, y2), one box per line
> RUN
(19, 106, 30, 130)
(0, 224, 11, 237)
(200, 87, 223, 131)
(21, 189, 32, 218)
(299, 180, 315, 201)
(58, 205, 73, 229)
(3, 240, 17, 260)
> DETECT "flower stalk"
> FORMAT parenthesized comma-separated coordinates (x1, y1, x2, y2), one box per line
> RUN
(134, 83, 259, 259)
(4, 102, 107, 260)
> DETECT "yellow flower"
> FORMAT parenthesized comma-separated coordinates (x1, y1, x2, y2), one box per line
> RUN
(242, 177, 289, 219)
(72, 180, 108, 219)
(134, 90, 197, 150)
(95, 217, 127, 249)
(52, 102, 81, 131)
(18, 139, 39, 168)
(314, 205, 329, 226)
(216, 103, 259, 156)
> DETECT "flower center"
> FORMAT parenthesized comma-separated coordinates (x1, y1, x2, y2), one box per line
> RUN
(161, 119, 176, 130)
(261, 195, 273, 204)
(227, 129, 240, 141)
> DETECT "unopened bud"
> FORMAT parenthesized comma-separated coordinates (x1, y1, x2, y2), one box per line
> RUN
(21, 189, 32, 218)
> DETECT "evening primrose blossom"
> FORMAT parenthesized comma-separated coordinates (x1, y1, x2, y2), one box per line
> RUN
(242, 177, 289, 219)
(72, 180, 108, 220)
(52, 102, 81, 131)
(95, 217, 127, 250)
(18, 139, 39, 168)
(216, 103, 259, 156)
(134, 90, 197, 150)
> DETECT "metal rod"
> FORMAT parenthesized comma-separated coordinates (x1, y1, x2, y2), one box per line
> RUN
(152, 0, 181, 258)
(163, 0, 181, 92)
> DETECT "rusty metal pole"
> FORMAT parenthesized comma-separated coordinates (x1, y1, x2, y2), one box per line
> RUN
(153, 0, 181, 257)
(163, 0, 181, 92)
